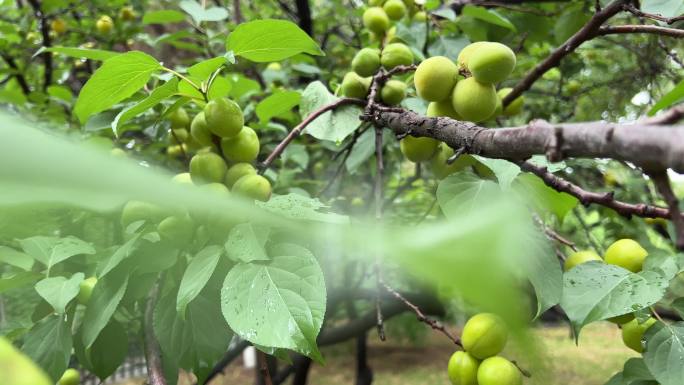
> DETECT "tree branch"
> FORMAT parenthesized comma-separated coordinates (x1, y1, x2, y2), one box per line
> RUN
(622, 4, 684, 25)
(26, 0, 53, 91)
(648, 171, 684, 250)
(295, 0, 313, 36)
(0, 53, 30, 94)
(596, 25, 684, 38)
(143, 282, 167, 385)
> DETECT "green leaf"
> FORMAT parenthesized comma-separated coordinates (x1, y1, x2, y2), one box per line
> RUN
(143, 10, 187, 25)
(524, 231, 563, 318)
(436, 171, 502, 218)
(257, 194, 349, 224)
(227, 19, 324, 62)
(97, 235, 140, 277)
(649, 79, 684, 116)
(187, 57, 226, 78)
(19, 236, 95, 270)
(81, 266, 130, 348)
(472, 157, 520, 190)
(46, 85, 73, 103)
(0, 271, 42, 294)
(180, 0, 229, 23)
(553, 5, 591, 44)
(560, 262, 670, 335)
(21, 314, 72, 381)
(299, 81, 362, 143)
(74, 51, 162, 123)
(671, 297, 684, 319)
(527, 155, 566, 173)
(224, 223, 270, 263)
(395, 22, 427, 49)
(256, 91, 301, 123)
(221, 243, 326, 362)
(515, 173, 578, 221)
(0, 245, 34, 270)
(643, 322, 684, 385)
(177, 245, 223, 317)
(641, 0, 684, 18)
(462, 5, 517, 31)
(622, 358, 656, 384)
(87, 320, 128, 380)
(112, 78, 179, 133)
(37, 46, 118, 61)
(34, 273, 84, 314)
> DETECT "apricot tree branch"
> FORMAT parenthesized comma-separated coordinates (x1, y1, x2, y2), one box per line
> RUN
(502, 0, 628, 106)
(622, 4, 684, 25)
(260, 97, 365, 172)
(144, 282, 167, 385)
(596, 25, 684, 38)
(648, 171, 684, 250)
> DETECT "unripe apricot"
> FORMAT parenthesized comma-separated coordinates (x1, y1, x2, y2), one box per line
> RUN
(120, 6, 136, 21)
(461, 313, 508, 359)
(363, 7, 390, 35)
(380, 80, 406, 105)
(447, 351, 479, 385)
(77, 277, 97, 305)
(563, 250, 602, 271)
(51, 18, 67, 35)
(381, 43, 413, 70)
(430, 143, 476, 179)
(452, 77, 497, 122)
(167, 144, 187, 157)
(172, 128, 189, 142)
(604, 239, 648, 273)
(233, 174, 272, 202)
(96, 16, 114, 34)
(352, 48, 381, 77)
(457, 42, 488, 72)
(414, 56, 458, 102)
(158, 214, 194, 246)
(383, 0, 407, 20)
(189, 152, 227, 184)
(497, 88, 524, 116)
(121, 200, 161, 228)
(468, 42, 516, 84)
(57, 368, 80, 385)
(190, 112, 214, 147)
(0, 336, 52, 385)
(413, 11, 427, 22)
(172, 172, 193, 185)
(221, 126, 260, 163)
(427, 100, 461, 120)
(400, 136, 439, 162)
(225, 163, 257, 188)
(477, 357, 521, 385)
(266, 62, 282, 71)
(341, 72, 371, 99)
(169, 107, 190, 129)
(204, 98, 244, 138)
(621, 317, 657, 352)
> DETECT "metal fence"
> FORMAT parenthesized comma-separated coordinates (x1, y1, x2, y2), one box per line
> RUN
(81, 356, 147, 385)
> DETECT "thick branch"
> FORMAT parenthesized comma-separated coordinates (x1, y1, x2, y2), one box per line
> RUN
(502, 0, 628, 106)
(144, 283, 167, 385)
(369, 108, 684, 173)
(26, 0, 53, 91)
(597, 25, 684, 38)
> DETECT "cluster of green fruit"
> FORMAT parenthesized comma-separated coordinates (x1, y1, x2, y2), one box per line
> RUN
(564, 239, 660, 352)
(363, 0, 427, 40)
(49, 6, 135, 37)
(398, 42, 523, 179)
(448, 313, 522, 385)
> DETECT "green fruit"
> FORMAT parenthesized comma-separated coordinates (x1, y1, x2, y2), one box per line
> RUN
(608, 313, 635, 324)
(96, 15, 113, 34)
(497, 88, 524, 116)
(461, 313, 508, 359)
(467, 42, 516, 84)
(363, 7, 390, 35)
(172, 172, 193, 185)
(400, 136, 439, 162)
(204, 98, 244, 138)
(351, 197, 365, 207)
(430, 143, 475, 178)
(169, 107, 190, 129)
(457, 42, 488, 72)
(120, 6, 136, 21)
(563, 250, 602, 271)
(341, 72, 371, 99)
(158, 215, 194, 246)
(190, 112, 214, 146)
(167, 144, 186, 157)
(381, 43, 413, 69)
(189, 152, 228, 184)
(426, 100, 461, 119)
(225, 163, 257, 188)
(221, 126, 260, 163)
(352, 48, 381, 77)
(77, 277, 97, 305)
(566, 79, 581, 94)
(604, 238, 648, 273)
(380, 80, 407, 105)
(452, 77, 497, 122)
(266, 62, 282, 71)
(413, 11, 427, 22)
(383, 0, 406, 20)
(447, 351, 479, 385)
(477, 357, 521, 385)
(233, 174, 272, 202)
(57, 368, 81, 385)
(0, 336, 52, 385)
(414, 56, 458, 102)
(621, 317, 657, 352)
(172, 128, 189, 142)
(121, 200, 160, 228)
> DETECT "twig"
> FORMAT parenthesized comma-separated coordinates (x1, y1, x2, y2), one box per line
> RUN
(511, 360, 532, 378)
(379, 279, 462, 347)
(648, 171, 684, 250)
(596, 24, 684, 38)
(622, 4, 684, 25)
(373, 123, 386, 341)
(0, 53, 30, 94)
(26, 0, 53, 90)
(143, 282, 167, 385)
(533, 213, 578, 251)
(260, 97, 365, 172)
(169, 129, 188, 162)
(257, 351, 275, 385)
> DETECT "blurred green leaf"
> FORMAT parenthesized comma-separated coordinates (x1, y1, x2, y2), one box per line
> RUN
(81, 266, 130, 348)
(143, 10, 187, 25)
(462, 5, 517, 31)
(180, 0, 229, 23)
(0, 245, 34, 270)
(649, 79, 684, 116)
(256, 91, 301, 123)
(19, 236, 95, 271)
(38, 46, 118, 61)
(21, 314, 71, 381)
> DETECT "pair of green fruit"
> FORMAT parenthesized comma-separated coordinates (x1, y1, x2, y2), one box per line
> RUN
(189, 153, 271, 202)
(342, 43, 413, 102)
(448, 313, 522, 385)
(563, 238, 648, 273)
